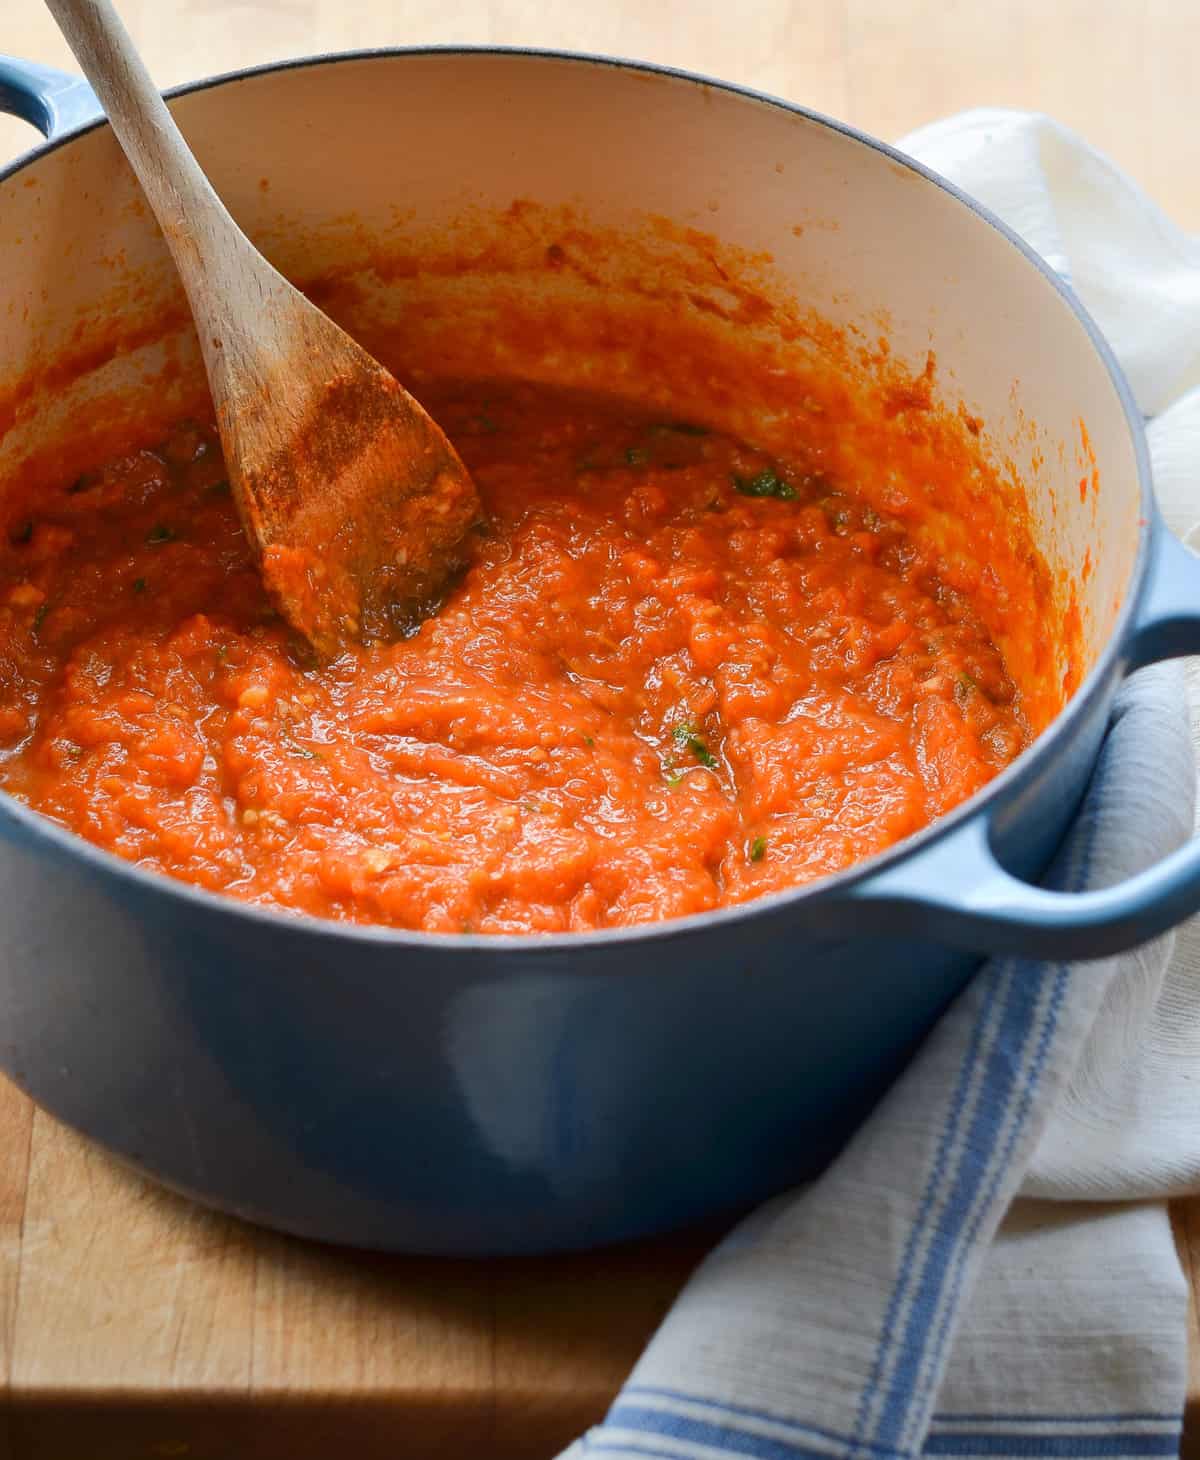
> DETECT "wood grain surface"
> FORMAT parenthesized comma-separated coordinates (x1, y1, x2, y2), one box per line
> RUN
(0, 1, 1198, 1455)
(1179, 1204, 1200, 1460)
(4, 0, 1200, 233)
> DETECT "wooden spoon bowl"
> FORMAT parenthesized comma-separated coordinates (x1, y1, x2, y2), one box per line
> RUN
(45, 0, 482, 657)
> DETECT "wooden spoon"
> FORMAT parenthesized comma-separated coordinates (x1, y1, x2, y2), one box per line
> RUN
(44, 0, 482, 657)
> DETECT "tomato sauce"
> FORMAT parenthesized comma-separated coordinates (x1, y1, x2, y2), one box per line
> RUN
(0, 378, 1030, 934)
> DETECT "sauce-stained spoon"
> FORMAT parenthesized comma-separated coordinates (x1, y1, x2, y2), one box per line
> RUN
(44, 0, 482, 656)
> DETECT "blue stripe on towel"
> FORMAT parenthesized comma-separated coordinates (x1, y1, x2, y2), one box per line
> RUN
(595, 1402, 1178, 1460)
(620, 1387, 901, 1458)
(586, 1440, 695, 1460)
(622, 1390, 1180, 1448)
(872, 962, 1054, 1451)
(924, 1431, 1180, 1457)
(851, 963, 1011, 1446)
(930, 1416, 1181, 1427)
(587, 1441, 694, 1460)
(608, 1403, 856, 1460)
(908, 964, 1070, 1449)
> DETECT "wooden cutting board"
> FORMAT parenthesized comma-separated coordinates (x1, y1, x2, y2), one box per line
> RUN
(0, 1070, 1191, 1460)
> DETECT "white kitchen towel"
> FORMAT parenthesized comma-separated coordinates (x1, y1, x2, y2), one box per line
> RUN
(559, 110, 1200, 1460)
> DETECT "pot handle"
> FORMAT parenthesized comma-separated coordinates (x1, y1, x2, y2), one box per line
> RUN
(0, 56, 98, 139)
(843, 517, 1200, 960)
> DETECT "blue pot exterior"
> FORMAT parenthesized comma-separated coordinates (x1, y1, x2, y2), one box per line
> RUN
(0, 49, 1194, 1253)
(0, 803, 995, 1253)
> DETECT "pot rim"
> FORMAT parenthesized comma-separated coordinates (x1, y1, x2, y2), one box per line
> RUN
(0, 45, 1155, 957)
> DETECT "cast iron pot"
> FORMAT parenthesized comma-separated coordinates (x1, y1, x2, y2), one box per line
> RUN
(0, 48, 1198, 1255)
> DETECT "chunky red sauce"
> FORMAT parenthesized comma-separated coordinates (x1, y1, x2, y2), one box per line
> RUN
(0, 380, 1028, 933)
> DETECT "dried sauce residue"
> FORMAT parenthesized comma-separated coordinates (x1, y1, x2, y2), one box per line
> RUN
(1078, 419, 1100, 501)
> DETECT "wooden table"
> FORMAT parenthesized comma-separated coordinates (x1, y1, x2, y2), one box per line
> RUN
(1, 1, 1198, 1454)
(0, 1084, 1189, 1460)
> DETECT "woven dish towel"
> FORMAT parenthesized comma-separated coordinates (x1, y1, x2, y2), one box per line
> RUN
(559, 109, 1200, 1460)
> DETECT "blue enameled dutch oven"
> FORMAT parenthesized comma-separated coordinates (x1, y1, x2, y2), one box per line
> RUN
(0, 48, 1198, 1254)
